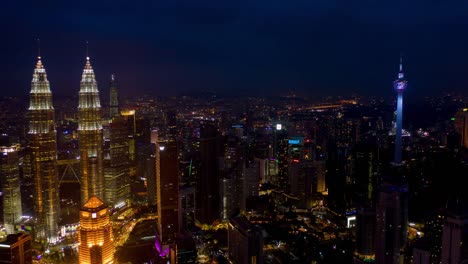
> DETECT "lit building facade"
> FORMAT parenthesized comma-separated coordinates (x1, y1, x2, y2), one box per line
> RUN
(27, 56, 60, 241)
(78, 196, 114, 264)
(0, 144, 22, 234)
(78, 56, 104, 204)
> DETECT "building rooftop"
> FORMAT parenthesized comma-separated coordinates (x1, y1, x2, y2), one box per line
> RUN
(0, 233, 30, 247)
(82, 196, 107, 212)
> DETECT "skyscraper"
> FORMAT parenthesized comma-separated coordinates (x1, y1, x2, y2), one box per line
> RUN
(375, 180, 408, 264)
(103, 116, 131, 207)
(454, 108, 468, 148)
(441, 197, 468, 264)
(156, 140, 180, 246)
(393, 57, 408, 164)
(0, 233, 32, 264)
(109, 74, 119, 118)
(196, 123, 222, 224)
(27, 56, 60, 241)
(228, 215, 264, 264)
(78, 196, 114, 264)
(0, 144, 22, 234)
(78, 56, 104, 204)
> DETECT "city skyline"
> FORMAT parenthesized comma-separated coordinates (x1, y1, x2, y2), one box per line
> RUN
(3, 1, 468, 98)
(2, 1, 468, 263)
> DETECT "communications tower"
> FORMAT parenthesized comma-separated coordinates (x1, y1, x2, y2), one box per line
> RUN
(393, 57, 407, 164)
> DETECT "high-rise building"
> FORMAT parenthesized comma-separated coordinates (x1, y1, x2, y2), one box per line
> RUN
(375, 180, 408, 264)
(120, 110, 137, 178)
(441, 197, 468, 264)
(454, 108, 468, 148)
(354, 207, 376, 262)
(156, 141, 180, 246)
(196, 124, 221, 224)
(351, 141, 379, 207)
(0, 233, 32, 264)
(78, 56, 104, 204)
(412, 238, 432, 264)
(0, 144, 22, 235)
(228, 215, 263, 264)
(27, 56, 60, 241)
(78, 196, 114, 264)
(393, 57, 408, 164)
(109, 74, 119, 118)
(423, 208, 444, 263)
(275, 128, 289, 192)
(103, 116, 131, 207)
(325, 141, 350, 214)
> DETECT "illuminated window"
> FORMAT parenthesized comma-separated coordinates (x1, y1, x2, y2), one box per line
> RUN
(92, 213, 97, 219)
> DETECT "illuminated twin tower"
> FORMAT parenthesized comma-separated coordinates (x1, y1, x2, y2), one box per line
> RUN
(78, 56, 104, 204)
(28, 55, 105, 241)
(28, 56, 61, 241)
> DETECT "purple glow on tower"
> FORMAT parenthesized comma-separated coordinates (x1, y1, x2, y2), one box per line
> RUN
(154, 232, 170, 257)
(393, 56, 407, 164)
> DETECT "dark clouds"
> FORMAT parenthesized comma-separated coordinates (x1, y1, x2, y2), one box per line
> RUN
(2, 0, 468, 99)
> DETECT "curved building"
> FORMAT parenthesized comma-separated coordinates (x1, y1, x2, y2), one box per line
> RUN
(78, 196, 114, 264)
(78, 56, 104, 204)
(27, 56, 60, 241)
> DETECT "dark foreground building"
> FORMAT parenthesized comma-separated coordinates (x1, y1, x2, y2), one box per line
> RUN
(0, 233, 32, 264)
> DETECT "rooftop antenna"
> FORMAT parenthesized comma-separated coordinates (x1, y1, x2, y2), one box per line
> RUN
(37, 38, 41, 58)
(399, 53, 403, 72)
(86, 41, 89, 60)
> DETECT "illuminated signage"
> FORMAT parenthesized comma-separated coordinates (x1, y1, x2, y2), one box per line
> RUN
(288, 139, 300, 145)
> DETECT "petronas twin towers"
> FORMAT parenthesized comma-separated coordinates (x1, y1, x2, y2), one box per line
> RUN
(28, 55, 104, 241)
(78, 56, 104, 204)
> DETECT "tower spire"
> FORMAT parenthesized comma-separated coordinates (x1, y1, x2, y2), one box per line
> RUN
(35, 38, 43, 69)
(85, 41, 92, 70)
(37, 38, 41, 58)
(399, 55, 403, 72)
(398, 55, 404, 79)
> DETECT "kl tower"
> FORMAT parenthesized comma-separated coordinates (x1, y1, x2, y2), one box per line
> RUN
(393, 56, 408, 164)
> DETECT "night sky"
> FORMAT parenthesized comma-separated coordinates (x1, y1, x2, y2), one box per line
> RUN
(2, 1, 468, 99)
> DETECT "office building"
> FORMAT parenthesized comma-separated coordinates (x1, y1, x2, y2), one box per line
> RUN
(109, 74, 119, 118)
(454, 108, 468, 148)
(0, 144, 22, 235)
(78, 56, 104, 204)
(0, 233, 32, 264)
(375, 180, 408, 264)
(103, 116, 131, 207)
(27, 56, 60, 241)
(196, 124, 221, 224)
(156, 141, 180, 246)
(441, 197, 468, 264)
(78, 196, 114, 264)
(228, 215, 263, 264)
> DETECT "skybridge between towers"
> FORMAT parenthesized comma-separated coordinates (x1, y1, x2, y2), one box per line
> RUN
(57, 158, 81, 184)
